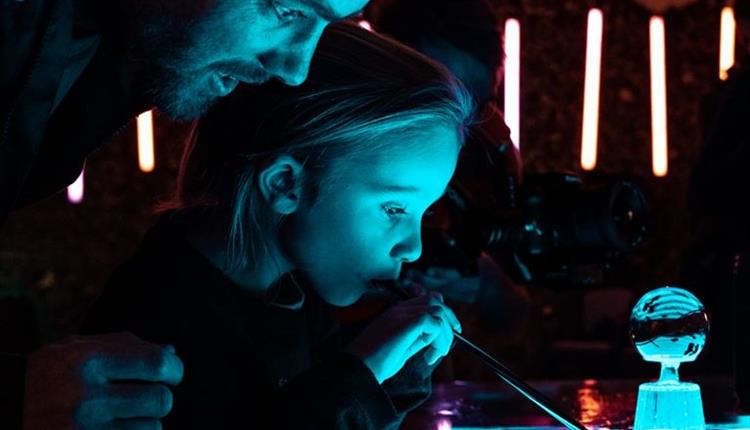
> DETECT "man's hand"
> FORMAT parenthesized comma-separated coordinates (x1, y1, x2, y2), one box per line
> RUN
(23, 332, 183, 430)
(344, 288, 460, 384)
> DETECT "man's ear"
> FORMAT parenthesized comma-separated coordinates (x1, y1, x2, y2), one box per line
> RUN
(258, 155, 304, 215)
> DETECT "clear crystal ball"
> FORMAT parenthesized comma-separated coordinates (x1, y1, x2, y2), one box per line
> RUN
(630, 286, 709, 364)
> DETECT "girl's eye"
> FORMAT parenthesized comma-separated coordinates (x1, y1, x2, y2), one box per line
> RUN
(272, 1, 306, 22)
(383, 205, 407, 219)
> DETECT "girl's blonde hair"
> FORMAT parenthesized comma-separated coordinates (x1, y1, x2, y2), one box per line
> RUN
(163, 22, 474, 270)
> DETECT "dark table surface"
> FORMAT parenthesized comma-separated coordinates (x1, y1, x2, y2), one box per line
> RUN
(401, 377, 746, 429)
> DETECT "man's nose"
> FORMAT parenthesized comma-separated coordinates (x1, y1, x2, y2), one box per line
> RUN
(265, 23, 327, 86)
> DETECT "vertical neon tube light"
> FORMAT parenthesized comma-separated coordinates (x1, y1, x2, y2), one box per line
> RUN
(137, 110, 155, 173)
(581, 8, 604, 171)
(720, 7, 736, 81)
(67, 169, 84, 204)
(358, 20, 373, 31)
(649, 16, 668, 177)
(504, 19, 521, 152)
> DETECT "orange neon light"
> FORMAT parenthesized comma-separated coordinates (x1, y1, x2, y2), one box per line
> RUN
(720, 7, 736, 81)
(649, 16, 668, 177)
(137, 110, 155, 173)
(504, 19, 521, 152)
(581, 9, 604, 171)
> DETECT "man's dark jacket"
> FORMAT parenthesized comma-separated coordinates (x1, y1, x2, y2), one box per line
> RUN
(1, 0, 142, 224)
(1, 0, 145, 426)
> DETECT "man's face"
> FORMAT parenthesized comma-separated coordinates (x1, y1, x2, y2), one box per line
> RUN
(281, 125, 460, 307)
(134, 0, 368, 119)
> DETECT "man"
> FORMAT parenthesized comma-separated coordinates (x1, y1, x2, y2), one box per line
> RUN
(0, 0, 367, 428)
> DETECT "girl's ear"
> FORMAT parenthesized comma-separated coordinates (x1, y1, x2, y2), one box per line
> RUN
(258, 155, 304, 215)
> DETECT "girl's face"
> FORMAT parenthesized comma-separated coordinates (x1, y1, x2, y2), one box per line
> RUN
(282, 124, 460, 306)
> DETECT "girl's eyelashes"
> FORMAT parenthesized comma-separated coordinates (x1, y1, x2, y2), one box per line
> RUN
(382, 204, 407, 220)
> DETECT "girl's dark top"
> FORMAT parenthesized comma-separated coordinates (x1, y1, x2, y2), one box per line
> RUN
(79, 213, 435, 429)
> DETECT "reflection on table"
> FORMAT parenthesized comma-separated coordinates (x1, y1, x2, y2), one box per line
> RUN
(401, 378, 742, 430)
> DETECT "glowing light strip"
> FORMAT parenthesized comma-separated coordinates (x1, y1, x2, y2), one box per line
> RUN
(649, 16, 668, 177)
(358, 20, 372, 31)
(67, 169, 84, 204)
(437, 418, 453, 430)
(504, 19, 521, 152)
(581, 8, 604, 171)
(720, 7, 736, 81)
(137, 110, 155, 173)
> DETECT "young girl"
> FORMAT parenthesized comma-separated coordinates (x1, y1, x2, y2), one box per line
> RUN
(81, 23, 473, 429)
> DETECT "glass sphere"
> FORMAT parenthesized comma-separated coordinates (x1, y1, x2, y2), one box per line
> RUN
(630, 286, 709, 364)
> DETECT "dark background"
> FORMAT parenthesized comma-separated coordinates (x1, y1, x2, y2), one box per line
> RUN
(0, 0, 732, 382)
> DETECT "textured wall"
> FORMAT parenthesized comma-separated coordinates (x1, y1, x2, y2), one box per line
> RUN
(498, 0, 722, 289)
(0, 0, 731, 378)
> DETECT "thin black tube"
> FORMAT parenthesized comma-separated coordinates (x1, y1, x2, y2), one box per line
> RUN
(384, 282, 587, 430)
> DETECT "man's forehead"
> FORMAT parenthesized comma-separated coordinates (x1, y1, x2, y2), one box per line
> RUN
(302, 0, 369, 21)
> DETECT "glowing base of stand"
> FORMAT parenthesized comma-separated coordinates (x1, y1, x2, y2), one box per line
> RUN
(633, 381, 705, 430)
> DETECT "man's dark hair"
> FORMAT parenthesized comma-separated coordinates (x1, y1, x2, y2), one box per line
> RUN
(364, 0, 503, 74)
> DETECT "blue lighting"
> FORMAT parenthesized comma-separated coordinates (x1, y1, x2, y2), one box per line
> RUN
(630, 286, 709, 430)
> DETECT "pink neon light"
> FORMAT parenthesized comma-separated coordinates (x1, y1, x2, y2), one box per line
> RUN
(358, 20, 372, 31)
(436, 418, 452, 430)
(581, 9, 603, 171)
(67, 169, 84, 204)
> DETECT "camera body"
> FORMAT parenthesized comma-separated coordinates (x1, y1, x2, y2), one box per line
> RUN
(412, 102, 647, 288)
(416, 147, 647, 288)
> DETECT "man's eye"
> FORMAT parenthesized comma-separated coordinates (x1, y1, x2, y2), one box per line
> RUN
(272, 1, 306, 21)
(383, 205, 407, 219)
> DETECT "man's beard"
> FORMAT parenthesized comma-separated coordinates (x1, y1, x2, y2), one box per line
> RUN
(142, 65, 219, 120)
(131, 11, 215, 120)
(130, 6, 271, 120)
(135, 47, 270, 120)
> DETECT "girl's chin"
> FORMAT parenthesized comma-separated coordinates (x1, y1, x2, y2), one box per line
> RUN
(321, 283, 368, 307)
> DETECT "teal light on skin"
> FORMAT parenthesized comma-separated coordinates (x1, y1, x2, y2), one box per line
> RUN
(184, 122, 462, 388)
(282, 124, 461, 308)
(185, 123, 462, 333)
(130, 0, 369, 119)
